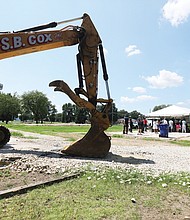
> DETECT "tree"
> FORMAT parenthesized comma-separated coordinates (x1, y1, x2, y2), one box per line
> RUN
(152, 104, 170, 112)
(48, 102, 57, 122)
(62, 103, 76, 123)
(108, 103, 118, 124)
(75, 106, 89, 124)
(54, 113, 63, 122)
(21, 90, 50, 124)
(19, 111, 33, 122)
(0, 92, 20, 123)
(129, 110, 142, 119)
(117, 109, 129, 119)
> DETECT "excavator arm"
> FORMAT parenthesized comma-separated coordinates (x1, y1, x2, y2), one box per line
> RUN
(0, 25, 82, 60)
(0, 14, 113, 157)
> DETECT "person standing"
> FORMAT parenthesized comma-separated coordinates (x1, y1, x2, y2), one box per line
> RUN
(169, 119, 174, 132)
(123, 115, 129, 134)
(143, 117, 148, 132)
(153, 119, 158, 133)
(182, 119, 187, 133)
(176, 122, 181, 132)
(137, 117, 143, 135)
(129, 118, 133, 133)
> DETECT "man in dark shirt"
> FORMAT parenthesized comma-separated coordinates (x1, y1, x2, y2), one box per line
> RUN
(123, 115, 129, 134)
(137, 117, 143, 135)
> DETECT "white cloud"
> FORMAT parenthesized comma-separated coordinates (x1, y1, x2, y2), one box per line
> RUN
(143, 69, 183, 89)
(120, 96, 136, 103)
(176, 101, 185, 105)
(132, 86, 146, 93)
(176, 100, 190, 109)
(137, 95, 156, 101)
(120, 95, 156, 103)
(125, 45, 141, 57)
(162, 0, 190, 26)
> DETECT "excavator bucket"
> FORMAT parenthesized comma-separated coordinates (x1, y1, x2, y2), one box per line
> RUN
(62, 124, 111, 158)
(49, 80, 112, 158)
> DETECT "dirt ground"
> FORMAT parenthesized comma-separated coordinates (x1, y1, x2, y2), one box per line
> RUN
(0, 169, 62, 192)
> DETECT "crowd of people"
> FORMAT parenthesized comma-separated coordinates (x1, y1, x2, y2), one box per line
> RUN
(123, 115, 188, 135)
(123, 115, 148, 135)
(151, 118, 187, 133)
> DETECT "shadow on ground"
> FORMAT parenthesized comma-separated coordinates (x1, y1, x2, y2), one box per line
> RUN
(0, 144, 155, 165)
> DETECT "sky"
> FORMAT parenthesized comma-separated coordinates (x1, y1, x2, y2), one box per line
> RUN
(1, 0, 190, 115)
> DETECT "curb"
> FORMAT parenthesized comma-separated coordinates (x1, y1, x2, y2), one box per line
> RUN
(0, 172, 81, 199)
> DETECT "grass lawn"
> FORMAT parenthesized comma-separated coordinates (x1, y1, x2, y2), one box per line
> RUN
(4, 122, 190, 147)
(0, 168, 190, 220)
(5, 123, 91, 134)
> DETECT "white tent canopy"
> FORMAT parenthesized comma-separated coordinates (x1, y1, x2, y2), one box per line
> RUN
(147, 105, 190, 118)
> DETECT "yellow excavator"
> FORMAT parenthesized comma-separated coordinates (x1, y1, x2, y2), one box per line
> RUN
(0, 13, 113, 157)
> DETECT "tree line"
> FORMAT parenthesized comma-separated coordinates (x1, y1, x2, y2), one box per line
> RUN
(0, 90, 145, 124)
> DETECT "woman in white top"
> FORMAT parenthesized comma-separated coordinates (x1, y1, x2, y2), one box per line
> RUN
(182, 119, 186, 133)
(153, 120, 158, 133)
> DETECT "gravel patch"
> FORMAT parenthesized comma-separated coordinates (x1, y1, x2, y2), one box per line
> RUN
(1, 131, 190, 176)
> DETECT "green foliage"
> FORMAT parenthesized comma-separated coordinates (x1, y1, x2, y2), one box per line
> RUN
(0, 90, 147, 125)
(75, 107, 89, 124)
(11, 131, 24, 137)
(0, 89, 148, 126)
(21, 90, 50, 124)
(48, 102, 57, 122)
(62, 103, 76, 123)
(129, 110, 143, 119)
(54, 113, 63, 122)
(152, 104, 171, 112)
(108, 102, 118, 124)
(0, 92, 20, 123)
(117, 109, 129, 119)
(61, 103, 90, 124)
(61, 102, 119, 124)
(117, 109, 143, 120)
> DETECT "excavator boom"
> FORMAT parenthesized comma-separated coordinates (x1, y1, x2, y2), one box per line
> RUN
(0, 28, 82, 60)
(0, 14, 113, 157)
